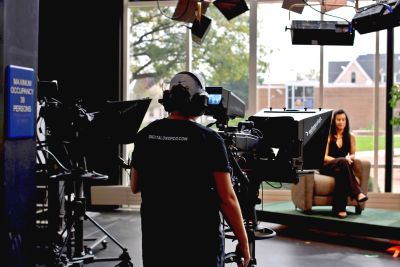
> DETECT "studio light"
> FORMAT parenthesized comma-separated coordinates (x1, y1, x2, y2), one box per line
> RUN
(287, 20, 355, 46)
(191, 15, 212, 45)
(318, 0, 347, 12)
(213, 0, 249, 20)
(281, 0, 306, 14)
(352, 0, 400, 34)
(172, 0, 210, 23)
(172, 0, 249, 45)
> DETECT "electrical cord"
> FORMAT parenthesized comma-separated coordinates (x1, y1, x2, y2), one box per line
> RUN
(301, 0, 352, 23)
(39, 148, 70, 172)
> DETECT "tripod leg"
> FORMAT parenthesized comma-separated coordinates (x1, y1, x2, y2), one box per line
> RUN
(73, 177, 87, 258)
(55, 219, 75, 263)
(84, 213, 133, 266)
(249, 236, 257, 266)
(85, 213, 126, 250)
(73, 202, 85, 258)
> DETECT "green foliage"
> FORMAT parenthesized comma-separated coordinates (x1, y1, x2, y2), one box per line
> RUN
(130, 7, 186, 83)
(129, 5, 270, 104)
(390, 84, 400, 125)
(191, 7, 255, 103)
(356, 135, 400, 151)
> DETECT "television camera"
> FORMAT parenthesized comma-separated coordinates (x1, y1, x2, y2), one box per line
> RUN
(204, 86, 332, 266)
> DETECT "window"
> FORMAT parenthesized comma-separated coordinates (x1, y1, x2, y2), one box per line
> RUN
(381, 73, 386, 84)
(125, 2, 250, 184)
(286, 84, 314, 109)
(351, 72, 356, 83)
(257, 3, 319, 111)
(126, 1, 400, 192)
(191, 7, 249, 106)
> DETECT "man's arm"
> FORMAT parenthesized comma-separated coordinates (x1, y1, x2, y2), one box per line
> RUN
(130, 168, 140, 194)
(213, 171, 250, 266)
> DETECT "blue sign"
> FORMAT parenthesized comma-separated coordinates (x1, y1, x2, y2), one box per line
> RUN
(6, 65, 36, 139)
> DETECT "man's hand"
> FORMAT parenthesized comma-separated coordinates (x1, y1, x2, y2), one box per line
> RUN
(235, 243, 250, 267)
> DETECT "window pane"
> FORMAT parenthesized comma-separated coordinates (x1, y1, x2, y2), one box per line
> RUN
(294, 86, 303, 97)
(257, 3, 320, 111)
(305, 86, 313, 97)
(126, 5, 187, 184)
(192, 6, 250, 106)
(128, 6, 186, 125)
(393, 27, 400, 193)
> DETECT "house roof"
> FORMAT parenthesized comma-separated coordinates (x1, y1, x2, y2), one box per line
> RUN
(334, 59, 372, 84)
(356, 54, 400, 80)
(328, 61, 349, 83)
(329, 54, 400, 83)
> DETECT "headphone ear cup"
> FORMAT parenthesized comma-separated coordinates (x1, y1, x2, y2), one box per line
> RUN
(160, 90, 173, 112)
(184, 93, 208, 116)
(161, 87, 192, 113)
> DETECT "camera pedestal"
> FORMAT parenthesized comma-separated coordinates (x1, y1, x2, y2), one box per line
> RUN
(224, 221, 276, 267)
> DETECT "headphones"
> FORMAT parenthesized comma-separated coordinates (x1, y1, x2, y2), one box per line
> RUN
(159, 71, 209, 116)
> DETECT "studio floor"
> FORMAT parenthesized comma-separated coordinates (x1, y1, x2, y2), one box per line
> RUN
(68, 207, 400, 267)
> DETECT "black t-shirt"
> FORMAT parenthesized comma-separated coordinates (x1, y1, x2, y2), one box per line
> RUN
(131, 118, 231, 266)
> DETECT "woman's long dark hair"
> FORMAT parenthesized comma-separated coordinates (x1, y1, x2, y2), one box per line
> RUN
(329, 109, 351, 147)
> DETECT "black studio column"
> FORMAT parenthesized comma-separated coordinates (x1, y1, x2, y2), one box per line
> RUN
(0, 1, 39, 267)
(38, 1, 124, 209)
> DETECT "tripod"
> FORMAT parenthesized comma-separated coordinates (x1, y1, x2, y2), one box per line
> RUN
(35, 94, 151, 266)
(36, 122, 133, 266)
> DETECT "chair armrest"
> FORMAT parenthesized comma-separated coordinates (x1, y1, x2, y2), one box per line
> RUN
(352, 158, 371, 194)
(291, 173, 315, 211)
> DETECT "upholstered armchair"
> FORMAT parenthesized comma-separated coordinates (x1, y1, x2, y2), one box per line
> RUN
(291, 159, 371, 214)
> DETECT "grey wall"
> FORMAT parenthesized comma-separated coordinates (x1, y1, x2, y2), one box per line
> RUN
(0, 1, 39, 266)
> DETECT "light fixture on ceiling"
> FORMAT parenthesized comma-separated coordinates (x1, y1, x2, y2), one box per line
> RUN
(352, 0, 400, 34)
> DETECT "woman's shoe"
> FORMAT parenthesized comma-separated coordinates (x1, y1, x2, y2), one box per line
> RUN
(357, 193, 368, 203)
(358, 196, 368, 202)
(337, 211, 347, 219)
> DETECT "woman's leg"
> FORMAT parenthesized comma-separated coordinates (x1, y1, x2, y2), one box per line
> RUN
(321, 158, 351, 213)
(338, 158, 362, 199)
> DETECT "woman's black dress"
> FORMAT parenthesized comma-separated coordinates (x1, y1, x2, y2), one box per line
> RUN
(320, 137, 361, 213)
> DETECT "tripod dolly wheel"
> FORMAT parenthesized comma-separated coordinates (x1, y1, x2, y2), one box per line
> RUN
(101, 239, 108, 249)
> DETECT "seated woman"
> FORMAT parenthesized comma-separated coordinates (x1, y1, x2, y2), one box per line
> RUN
(320, 109, 368, 219)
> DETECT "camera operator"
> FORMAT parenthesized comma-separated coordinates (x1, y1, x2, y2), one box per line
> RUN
(130, 71, 250, 267)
